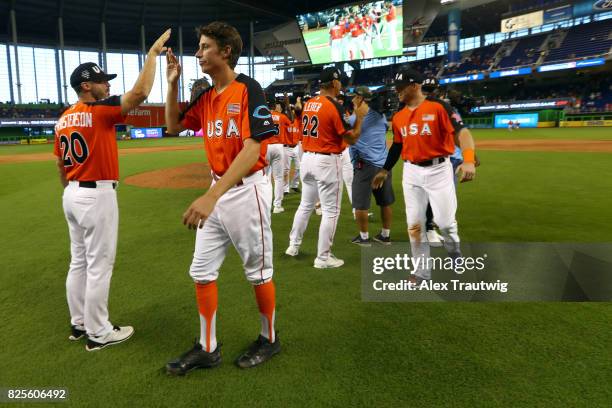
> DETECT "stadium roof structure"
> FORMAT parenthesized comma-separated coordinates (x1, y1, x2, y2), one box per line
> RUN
(1, 1, 577, 54)
(0, 0, 350, 53)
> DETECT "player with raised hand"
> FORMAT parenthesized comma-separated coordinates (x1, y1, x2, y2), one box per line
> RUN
(164, 21, 279, 375)
(54, 29, 171, 351)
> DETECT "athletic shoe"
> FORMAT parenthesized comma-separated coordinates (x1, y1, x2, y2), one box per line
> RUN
(351, 235, 372, 247)
(273, 206, 285, 214)
(368, 212, 374, 218)
(285, 245, 300, 257)
(85, 325, 134, 351)
(426, 229, 444, 247)
(291, 187, 301, 193)
(69, 325, 86, 341)
(284, 189, 290, 195)
(315, 207, 322, 216)
(373, 233, 391, 245)
(314, 254, 344, 269)
(166, 341, 222, 376)
(235, 335, 281, 368)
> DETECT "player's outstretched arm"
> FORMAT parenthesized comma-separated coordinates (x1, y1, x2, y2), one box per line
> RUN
(121, 28, 171, 116)
(182, 138, 261, 229)
(165, 47, 185, 134)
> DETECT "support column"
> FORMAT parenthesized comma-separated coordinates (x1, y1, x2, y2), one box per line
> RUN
(101, 21, 107, 70)
(58, 15, 68, 102)
(54, 48, 63, 104)
(10, 7, 22, 103)
(140, 24, 146, 70)
(6, 43, 15, 103)
(32, 47, 39, 102)
(448, 8, 461, 65)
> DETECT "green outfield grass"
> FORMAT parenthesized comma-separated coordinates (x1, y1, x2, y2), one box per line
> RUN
(1, 129, 611, 407)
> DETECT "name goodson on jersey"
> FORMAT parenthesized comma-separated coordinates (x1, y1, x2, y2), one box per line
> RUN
(55, 112, 93, 131)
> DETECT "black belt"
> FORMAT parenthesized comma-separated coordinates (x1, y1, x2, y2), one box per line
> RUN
(407, 157, 446, 167)
(284, 144, 297, 148)
(78, 181, 117, 189)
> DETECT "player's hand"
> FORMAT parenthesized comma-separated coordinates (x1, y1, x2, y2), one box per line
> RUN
(182, 193, 218, 230)
(354, 100, 368, 118)
(149, 28, 171, 56)
(166, 48, 182, 85)
(371, 170, 388, 189)
(456, 162, 476, 183)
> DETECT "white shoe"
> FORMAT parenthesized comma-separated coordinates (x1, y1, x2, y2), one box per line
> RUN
(314, 254, 344, 269)
(315, 207, 322, 216)
(285, 245, 300, 256)
(426, 229, 444, 248)
(86, 325, 134, 351)
(273, 206, 285, 214)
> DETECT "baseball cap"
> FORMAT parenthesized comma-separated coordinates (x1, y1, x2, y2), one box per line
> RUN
(348, 86, 374, 101)
(422, 76, 439, 93)
(393, 67, 425, 88)
(319, 67, 344, 84)
(70, 62, 117, 89)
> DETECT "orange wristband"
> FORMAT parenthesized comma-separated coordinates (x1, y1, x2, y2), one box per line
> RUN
(463, 148, 475, 164)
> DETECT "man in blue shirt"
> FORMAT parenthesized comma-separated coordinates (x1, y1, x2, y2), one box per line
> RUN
(347, 86, 395, 246)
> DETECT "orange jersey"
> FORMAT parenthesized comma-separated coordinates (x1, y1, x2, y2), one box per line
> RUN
(288, 117, 301, 145)
(392, 98, 457, 163)
(350, 23, 365, 37)
(271, 111, 292, 145)
(180, 74, 275, 176)
(386, 5, 396, 22)
(330, 25, 344, 40)
(53, 95, 126, 181)
(300, 96, 350, 154)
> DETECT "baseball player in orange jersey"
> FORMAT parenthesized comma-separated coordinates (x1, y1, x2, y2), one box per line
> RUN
(164, 21, 279, 375)
(270, 103, 292, 211)
(54, 29, 171, 351)
(283, 105, 301, 193)
(285, 67, 366, 268)
(373, 67, 476, 282)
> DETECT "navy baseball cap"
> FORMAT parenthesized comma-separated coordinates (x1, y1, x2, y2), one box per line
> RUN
(319, 67, 346, 84)
(422, 76, 439, 93)
(394, 67, 425, 88)
(70, 62, 117, 89)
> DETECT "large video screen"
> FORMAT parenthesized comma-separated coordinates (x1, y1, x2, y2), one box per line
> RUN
(494, 113, 539, 128)
(297, 1, 404, 65)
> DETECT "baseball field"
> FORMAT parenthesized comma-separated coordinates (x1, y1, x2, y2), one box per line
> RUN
(1, 128, 611, 407)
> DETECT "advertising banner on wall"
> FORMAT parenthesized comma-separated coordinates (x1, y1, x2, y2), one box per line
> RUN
(501, 11, 544, 33)
(494, 113, 539, 128)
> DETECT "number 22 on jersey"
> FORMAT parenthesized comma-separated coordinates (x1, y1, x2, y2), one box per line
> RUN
(301, 114, 318, 138)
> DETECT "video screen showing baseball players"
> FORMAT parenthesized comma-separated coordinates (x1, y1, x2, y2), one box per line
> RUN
(297, 0, 404, 65)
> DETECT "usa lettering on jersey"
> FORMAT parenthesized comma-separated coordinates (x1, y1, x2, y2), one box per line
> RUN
(206, 118, 240, 138)
(400, 123, 433, 137)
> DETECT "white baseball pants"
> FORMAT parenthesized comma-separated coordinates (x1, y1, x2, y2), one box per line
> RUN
(289, 152, 343, 261)
(63, 181, 118, 338)
(266, 143, 285, 209)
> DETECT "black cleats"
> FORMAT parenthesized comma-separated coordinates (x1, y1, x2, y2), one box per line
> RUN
(166, 341, 222, 376)
(69, 325, 86, 341)
(235, 335, 281, 369)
